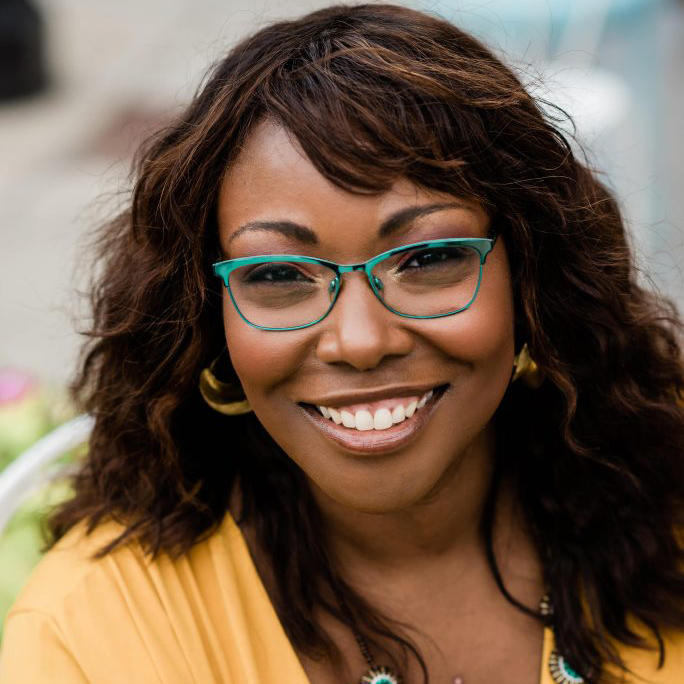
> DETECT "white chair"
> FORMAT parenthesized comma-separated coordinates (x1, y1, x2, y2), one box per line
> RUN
(0, 414, 93, 537)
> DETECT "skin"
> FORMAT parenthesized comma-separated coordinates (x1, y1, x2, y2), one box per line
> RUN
(218, 119, 544, 684)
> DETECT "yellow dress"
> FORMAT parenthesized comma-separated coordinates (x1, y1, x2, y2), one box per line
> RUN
(0, 513, 683, 683)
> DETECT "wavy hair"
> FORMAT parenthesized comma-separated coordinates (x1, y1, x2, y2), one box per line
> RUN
(47, 4, 684, 682)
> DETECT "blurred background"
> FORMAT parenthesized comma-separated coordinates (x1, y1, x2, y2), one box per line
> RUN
(0, 0, 682, 636)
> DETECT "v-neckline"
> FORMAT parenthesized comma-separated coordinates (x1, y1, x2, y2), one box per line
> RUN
(223, 512, 554, 684)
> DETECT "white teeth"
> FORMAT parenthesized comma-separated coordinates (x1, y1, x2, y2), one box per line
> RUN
(341, 410, 355, 428)
(373, 408, 393, 430)
(416, 389, 433, 409)
(316, 389, 436, 431)
(355, 410, 374, 431)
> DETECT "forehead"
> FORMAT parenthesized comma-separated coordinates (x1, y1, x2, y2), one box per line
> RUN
(217, 119, 488, 256)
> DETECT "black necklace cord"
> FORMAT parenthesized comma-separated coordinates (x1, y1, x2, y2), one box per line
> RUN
(480, 457, 549, 624)
(328, 564, 428, 683)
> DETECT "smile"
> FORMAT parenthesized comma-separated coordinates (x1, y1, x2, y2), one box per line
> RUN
(300, 385, 448, 455)
(316, 390, 434, 431)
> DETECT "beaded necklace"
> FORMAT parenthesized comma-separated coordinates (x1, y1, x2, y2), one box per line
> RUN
(350, 595, 586, 684)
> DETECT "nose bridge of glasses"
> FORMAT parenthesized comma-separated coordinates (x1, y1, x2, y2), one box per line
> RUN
(333, 262, 383, 294)
(337, 263, 368, 275)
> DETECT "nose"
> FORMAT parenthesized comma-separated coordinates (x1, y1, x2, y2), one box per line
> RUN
(315, 272, 413, 371)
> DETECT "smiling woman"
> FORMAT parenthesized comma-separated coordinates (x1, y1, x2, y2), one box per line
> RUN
(216, 125, 514, 519)
(1, 4, 684, 684)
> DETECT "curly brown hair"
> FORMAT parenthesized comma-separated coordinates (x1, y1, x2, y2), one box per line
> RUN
(47, 4, 684, 682)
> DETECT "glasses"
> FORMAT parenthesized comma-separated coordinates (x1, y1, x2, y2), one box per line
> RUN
(213, 237, 496, 331)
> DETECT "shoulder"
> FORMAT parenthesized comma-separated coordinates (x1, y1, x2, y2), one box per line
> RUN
(0, 514, 239, 683)
(1, 512, 307, 684)
(0, 518, 155, 683)
(6, 512, 250, 621)
(619, 628, 684, 683)
(542, 620, 684, 684)
(7, 517, 141, 617)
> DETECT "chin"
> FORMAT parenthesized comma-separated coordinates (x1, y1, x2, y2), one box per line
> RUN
(303, 445, 474, 516)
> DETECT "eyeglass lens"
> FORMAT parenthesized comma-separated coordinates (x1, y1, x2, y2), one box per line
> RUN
(228, 244, 482, 329)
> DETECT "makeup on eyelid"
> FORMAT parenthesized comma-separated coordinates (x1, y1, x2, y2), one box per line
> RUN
(227, 225, 484, 261)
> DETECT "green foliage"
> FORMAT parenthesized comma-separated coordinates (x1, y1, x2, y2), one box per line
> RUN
(0, 380, 78, 642)
(0, 479, 75, 641)
(0, 394, 55, 471)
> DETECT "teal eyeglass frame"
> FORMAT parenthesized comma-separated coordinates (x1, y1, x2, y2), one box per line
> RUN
(212, 237, 497, 331)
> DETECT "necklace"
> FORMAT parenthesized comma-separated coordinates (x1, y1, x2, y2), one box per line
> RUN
(351, 595, 586, 684)
(353, 628, 402, 684)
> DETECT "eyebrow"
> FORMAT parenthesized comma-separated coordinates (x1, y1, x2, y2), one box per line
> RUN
(226, 201, 471, 245)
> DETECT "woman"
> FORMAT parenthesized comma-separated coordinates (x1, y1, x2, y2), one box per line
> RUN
(1, 4, 683, 683)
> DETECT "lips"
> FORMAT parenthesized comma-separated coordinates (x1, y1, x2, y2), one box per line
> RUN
(299, 384, 448, 455)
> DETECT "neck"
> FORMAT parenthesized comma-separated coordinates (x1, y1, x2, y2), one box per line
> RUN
(310, 426, 508, 577)
(308, 431, 543, 625)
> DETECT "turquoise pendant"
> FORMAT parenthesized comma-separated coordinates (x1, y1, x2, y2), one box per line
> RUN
(360, 664, 403, 684)
(549, 650, 585, 684)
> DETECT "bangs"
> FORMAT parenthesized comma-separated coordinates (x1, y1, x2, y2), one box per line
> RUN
(257, 35, 495, 202)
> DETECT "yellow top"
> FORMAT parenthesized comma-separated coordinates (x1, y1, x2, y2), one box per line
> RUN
(0, 513, 683, 683)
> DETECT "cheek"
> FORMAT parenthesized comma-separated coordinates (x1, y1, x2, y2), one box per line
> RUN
(222, 294, 308, 401)
(429, 250, 515, 378)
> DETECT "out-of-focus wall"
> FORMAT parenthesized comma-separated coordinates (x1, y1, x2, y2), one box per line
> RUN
(0, 0, 682, 386)
(0, 0, 325, 385)
(441, 0, 684, 309)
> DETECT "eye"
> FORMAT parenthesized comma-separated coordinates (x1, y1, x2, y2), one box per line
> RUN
(244, 262, 314, 284)
(399, 246, 470, 270)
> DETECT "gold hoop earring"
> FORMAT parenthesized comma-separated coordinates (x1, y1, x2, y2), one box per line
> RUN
(512, 343, 543, 388)
(199, 353, 252, 415)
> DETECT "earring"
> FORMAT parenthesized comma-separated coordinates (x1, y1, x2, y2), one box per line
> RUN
(512, 343, 543, 388)
(199, 352, 252, 415)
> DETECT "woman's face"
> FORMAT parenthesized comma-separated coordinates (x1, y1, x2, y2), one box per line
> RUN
(217, 120, 515, 514)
